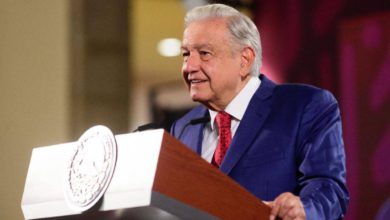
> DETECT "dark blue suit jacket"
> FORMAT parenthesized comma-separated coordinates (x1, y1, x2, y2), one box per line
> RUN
(170, 74, 349, 219)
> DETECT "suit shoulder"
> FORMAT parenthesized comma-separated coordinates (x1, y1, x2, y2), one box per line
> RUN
(275, 83, 337, 104)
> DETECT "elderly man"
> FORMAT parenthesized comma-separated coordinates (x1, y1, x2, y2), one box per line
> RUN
(170, 4, 349, 220)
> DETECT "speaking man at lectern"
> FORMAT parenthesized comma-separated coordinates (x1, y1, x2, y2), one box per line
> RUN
(170, 3, 349, 220)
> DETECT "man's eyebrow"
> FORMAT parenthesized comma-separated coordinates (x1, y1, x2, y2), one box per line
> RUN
(181, 44, 213, 50)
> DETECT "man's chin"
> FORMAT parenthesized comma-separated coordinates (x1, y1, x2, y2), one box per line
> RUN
(191, 95, 209, 104)
(191, 97, 205, 103)
(191, 97, 215, 109)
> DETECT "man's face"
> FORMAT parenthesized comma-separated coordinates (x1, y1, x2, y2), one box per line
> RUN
(181, 18, 249, 111)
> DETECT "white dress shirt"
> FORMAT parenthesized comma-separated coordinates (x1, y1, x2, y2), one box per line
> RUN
(201, 76, 261, 162)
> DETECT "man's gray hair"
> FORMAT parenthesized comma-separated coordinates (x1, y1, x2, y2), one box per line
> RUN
(184, 4, 262, 76)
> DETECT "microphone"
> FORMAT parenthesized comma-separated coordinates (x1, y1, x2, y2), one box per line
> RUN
(132, 122, 161, 132)
(177, 115, 210, 140)
(189, 115, 210, 125)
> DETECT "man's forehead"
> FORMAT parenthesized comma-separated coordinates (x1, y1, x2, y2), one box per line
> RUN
(182, 26, 230, 50)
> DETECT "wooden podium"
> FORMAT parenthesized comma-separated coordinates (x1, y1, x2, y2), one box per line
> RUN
(21, 129, 270, 219)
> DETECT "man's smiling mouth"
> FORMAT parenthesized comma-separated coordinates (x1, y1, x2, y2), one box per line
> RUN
(190, 79, 207, 84)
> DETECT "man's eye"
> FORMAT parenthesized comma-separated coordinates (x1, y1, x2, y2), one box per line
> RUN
(200, 51, 211, 60)
(182, 51, 190, 57)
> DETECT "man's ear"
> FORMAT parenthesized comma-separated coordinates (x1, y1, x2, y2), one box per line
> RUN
(240, 47, 255, 77)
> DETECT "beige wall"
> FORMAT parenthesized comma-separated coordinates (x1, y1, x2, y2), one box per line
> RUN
(0, 0, 191, 218)
(0, 0, 69, 219)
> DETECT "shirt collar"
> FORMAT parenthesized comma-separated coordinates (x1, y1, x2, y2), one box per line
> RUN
(209, 76, 261, 130)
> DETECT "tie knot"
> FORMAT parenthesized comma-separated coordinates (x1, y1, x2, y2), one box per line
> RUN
(216, 111, 231, 129)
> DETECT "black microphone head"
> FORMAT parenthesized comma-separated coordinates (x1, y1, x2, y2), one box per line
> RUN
(133, 123, 160, 132)
(177, 115, 210, 140)
(189, 115, 210, 125)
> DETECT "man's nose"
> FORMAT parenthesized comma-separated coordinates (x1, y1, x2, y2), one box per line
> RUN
(183, 54, 200, 73)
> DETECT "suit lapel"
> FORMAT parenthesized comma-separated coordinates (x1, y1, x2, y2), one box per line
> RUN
(220, 75, 276, 174)
(182, 107, 208, 154)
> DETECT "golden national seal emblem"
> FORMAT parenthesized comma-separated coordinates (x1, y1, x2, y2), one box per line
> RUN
(64, 125, 117, 212)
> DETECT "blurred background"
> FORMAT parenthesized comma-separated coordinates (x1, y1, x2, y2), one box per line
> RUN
(0, 0, 389, 219)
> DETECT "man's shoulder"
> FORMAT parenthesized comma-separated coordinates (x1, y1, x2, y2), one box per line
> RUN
(274, 83, 337, 104)
(276, 82, 325, 95)
(259, 74, 335, 103)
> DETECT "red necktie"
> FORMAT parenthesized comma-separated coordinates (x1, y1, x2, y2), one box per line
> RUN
(213, 111, 232, 167)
